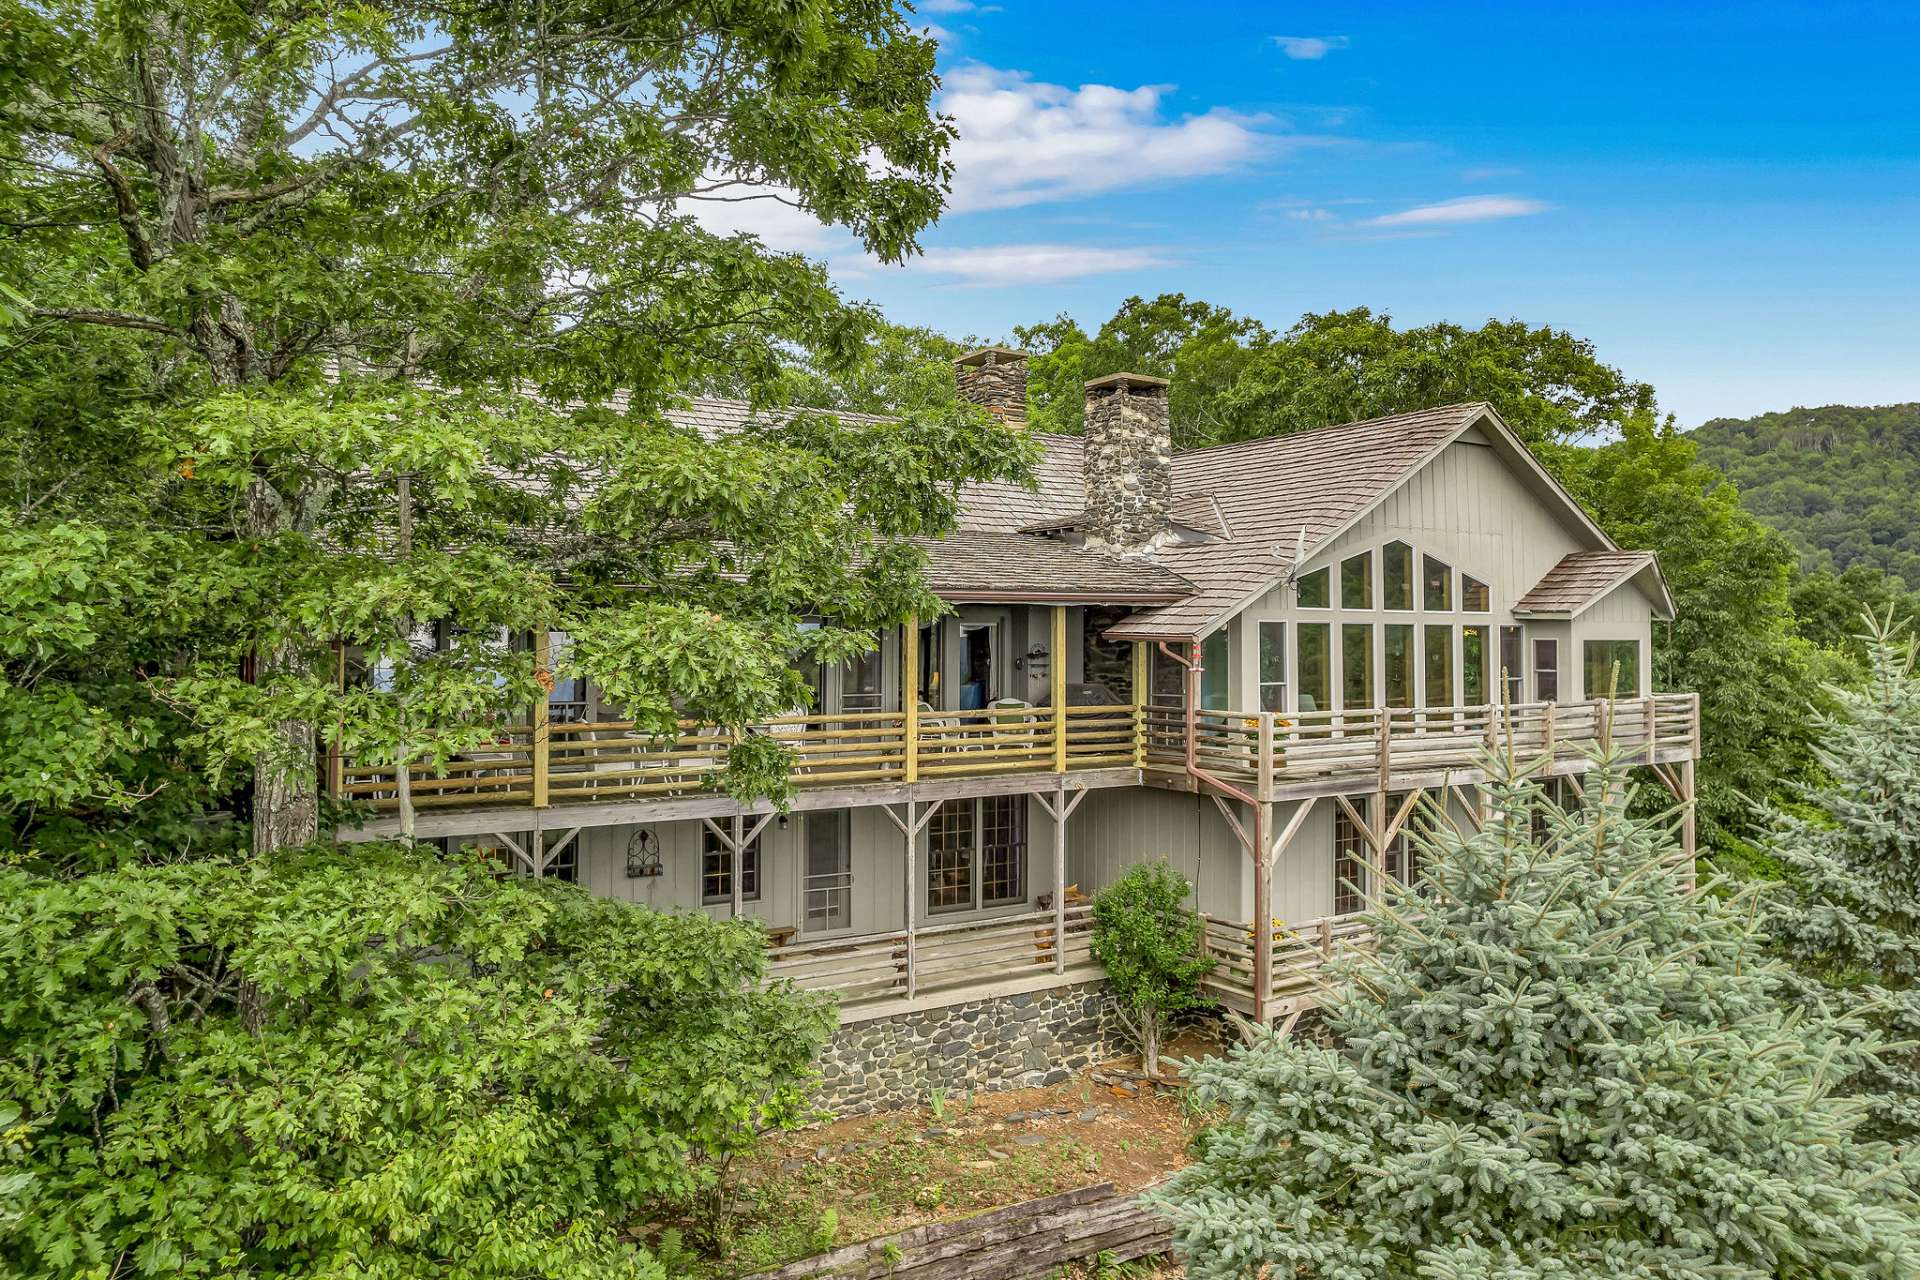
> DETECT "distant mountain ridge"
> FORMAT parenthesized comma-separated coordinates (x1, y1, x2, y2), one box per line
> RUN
(1691, 402, 1920, 590)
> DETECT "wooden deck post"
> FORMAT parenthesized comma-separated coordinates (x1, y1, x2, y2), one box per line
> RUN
(730, 812, 745, 919)
(532, 628, 551, 809)
(1051, 606, 1069, 773)
(903, 615, 920, 784)
(1643, 694, 1658, 765)
(1542, 702, 1557, 765)
(904, 800, 918, 999)
(1130, 641, 1148, 767)
(327, 639, 346, 803)
(1052, 783, 1068, 974)
(1680, 757, 1697, 869)
(1256, 713, 1275, 804)
(1252, 801, 1273, 1024)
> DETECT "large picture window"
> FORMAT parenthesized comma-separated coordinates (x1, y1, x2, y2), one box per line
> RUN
(1200, 629, 1230, 711)
(1424, 625, 1454, 708)
(1583, 640, 1641, 698)
(1258, 622, 1287, 712)
(1385, 625, 1415, 709)
(1422, 555, 1453, 611)
(701, 824, 762, 905)
(1297, 624, 1331, 713)
(1342, 623, 1374, 709)
(1341, 551, 1373, 610)
(1383, 542, 1414, 611)
(1463, 625, 1490, 707)
(1296, 567, 1330, 609)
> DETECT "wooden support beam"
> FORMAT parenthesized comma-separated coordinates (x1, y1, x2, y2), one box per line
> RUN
(535, 825, 583, 877)
(490, 831, 535, 877)
(903, 615, 920, 784)
(1051, 606, 1069, 774)
(532, 628, 551, 809)
(1380, 788, 1423, 848)
(1449, 784, 1483, 832)
(1211, 794, 1255, 858)
(1269, 797, 1316, 866)
(1253, 801, 1272, 1024)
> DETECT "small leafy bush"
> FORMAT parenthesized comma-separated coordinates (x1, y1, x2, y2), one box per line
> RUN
(1090, 861, 1213, 1075)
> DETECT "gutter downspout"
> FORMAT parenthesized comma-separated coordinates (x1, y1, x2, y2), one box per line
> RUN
(1156, 639, 1272, 1023)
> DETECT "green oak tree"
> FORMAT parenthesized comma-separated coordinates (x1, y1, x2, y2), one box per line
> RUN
(1557, 415, 1820, 844)
(1155, 748, 1920, 1278)
(0, 2, 1033, 1274)
(2, 0, 1030, 854)
(1764, 612, 1920, 1142)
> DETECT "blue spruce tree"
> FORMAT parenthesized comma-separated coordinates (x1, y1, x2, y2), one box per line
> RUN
(1765, 611, 1920, 1141)
(1156, 743, 1920, 1278)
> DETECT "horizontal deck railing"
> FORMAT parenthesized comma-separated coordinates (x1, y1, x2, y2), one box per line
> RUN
(333, 693, 1698, 814)
(766, 903, 1097, 1014)
(1197, 911, 1377, 1014)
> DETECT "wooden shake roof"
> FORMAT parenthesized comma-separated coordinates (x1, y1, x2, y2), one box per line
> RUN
(659, 395, 1661, 632)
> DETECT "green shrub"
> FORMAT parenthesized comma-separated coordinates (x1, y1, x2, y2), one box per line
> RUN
(1090, 861, 1213, 1075)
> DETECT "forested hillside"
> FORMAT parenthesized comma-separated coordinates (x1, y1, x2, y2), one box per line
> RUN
(1692, 403, 1920, 589)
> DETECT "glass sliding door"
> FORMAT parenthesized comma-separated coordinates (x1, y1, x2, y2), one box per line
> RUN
(1384, 625, 1415, 712)
(1423, 625, 1454, 722)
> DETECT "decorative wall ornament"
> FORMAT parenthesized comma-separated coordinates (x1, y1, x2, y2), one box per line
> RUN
(625, 828, 662, 878)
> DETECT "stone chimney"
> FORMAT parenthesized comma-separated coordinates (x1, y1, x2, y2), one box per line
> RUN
(1082, 372, 1172, 555)
(954, 347, 1028, 423)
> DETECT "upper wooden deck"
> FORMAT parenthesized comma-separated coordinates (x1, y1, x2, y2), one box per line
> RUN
(331, 693, 1700, 837)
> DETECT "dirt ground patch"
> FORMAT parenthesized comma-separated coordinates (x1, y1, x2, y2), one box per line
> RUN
(685, 1031, 1221, 1278)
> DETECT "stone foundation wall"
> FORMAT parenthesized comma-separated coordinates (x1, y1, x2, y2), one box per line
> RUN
(815, 982, 1122, 1116)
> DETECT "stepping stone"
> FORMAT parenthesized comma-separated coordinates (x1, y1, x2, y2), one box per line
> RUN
(1077, 1109, 1101, 1123)
(1014, 1134, 1048, 1147)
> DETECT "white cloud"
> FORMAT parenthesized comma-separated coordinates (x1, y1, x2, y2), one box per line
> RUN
(938, 64, 1271, 213)
(907, 243, 1172, 286)
(917, 0, 977, 11)
(1363, 194, 1550, 228)
(1273, 35, 1349, 60)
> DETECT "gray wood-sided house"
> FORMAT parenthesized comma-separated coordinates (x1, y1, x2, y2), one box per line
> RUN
(336, 349, 1699, 1107)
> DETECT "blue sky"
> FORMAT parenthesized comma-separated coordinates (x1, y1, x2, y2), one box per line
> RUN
(721, 2, 1920, 426)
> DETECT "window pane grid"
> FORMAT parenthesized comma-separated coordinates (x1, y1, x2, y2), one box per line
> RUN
(1334, 804, 1367, 916)
(1258, 621, 1287, 712)
(928, 803, 975, 913)
(980, 796, 1027, 905)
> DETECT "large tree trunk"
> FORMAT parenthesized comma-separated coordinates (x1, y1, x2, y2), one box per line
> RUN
(247, 476, 320, 854)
